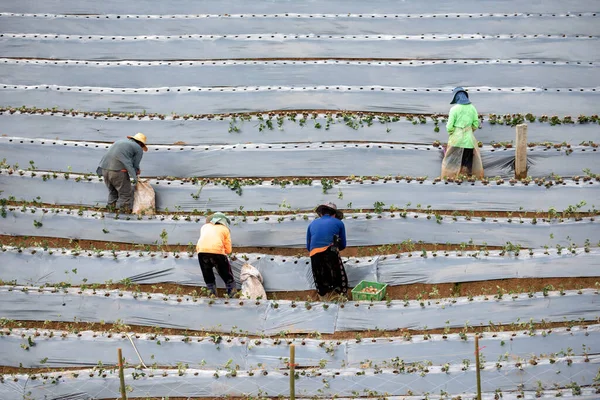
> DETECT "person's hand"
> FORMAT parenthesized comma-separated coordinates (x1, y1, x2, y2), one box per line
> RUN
(137, 169, 141, 175)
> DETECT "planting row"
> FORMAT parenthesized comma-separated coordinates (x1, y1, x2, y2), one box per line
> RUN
(1, 35, 599, 62)
(3, 59, 600, 88)
(2, 325, 597, 369)
(2, 246, 598, 290)
(2, 138, 597, 178)
(1, 84, 598, 116)
(3, 206, 598, 248)
(4, 170, 599, 213)
(2, 111, 599, 145)
(2, 13, 598, 36)
(1, 358, 597, 399)
(0, 286, 598, 334)
(1, 0, 595, 15)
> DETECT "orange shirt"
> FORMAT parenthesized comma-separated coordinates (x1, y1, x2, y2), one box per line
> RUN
(196, 223, 232, 255)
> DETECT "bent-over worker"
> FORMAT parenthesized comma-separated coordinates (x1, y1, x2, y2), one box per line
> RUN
(96, 133, 148, 212)
(306, 202, 348, 300)
(196, 212, 236, 297)
(442, 87, 484, 178)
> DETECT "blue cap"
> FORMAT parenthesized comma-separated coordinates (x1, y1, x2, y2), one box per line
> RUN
(450, 87, 470, 105)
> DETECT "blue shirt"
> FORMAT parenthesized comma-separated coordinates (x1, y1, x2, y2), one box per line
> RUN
(97, 138, 143, 182)
(306, 215, 347, 253)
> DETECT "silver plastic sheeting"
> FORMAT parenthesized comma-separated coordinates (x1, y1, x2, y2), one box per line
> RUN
(336, 290, 600, 331)
(2, 138, 597, 178)
(1, 325, 597, 369)
(0, 286, 598, 334)
(1, 112, 598, 145)
(2, 170, 600, 213)
(1, 247, 599, 290)
(2, 14, 599, 36)
(0, 0, 596, 14)
(4, 59, 600, 88)
(0, 286, 339, 335)
(2, 84, 600, 116)
(2, 206, 598, 248)
(0, 358, 597, 399)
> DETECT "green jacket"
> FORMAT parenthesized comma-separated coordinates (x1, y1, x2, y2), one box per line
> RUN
(446, 104, 479, 148)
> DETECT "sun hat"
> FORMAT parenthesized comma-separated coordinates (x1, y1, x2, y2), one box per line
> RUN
(450, 87, 471, 105)
(127, 133, 148, 152)
(210, 212, 231, 229)
(315, 202, 344, 219)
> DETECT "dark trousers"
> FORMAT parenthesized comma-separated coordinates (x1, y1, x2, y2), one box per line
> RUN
(102, 169, 133, 211)
(310, 248, 348, 296)
(198, 253, 235, 286)
(461, 148, 474, 172)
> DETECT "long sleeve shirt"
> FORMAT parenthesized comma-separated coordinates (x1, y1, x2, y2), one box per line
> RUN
(306, 215, 347, 256)
(196, 223, 232, 255)
(445, 104, 479, 149)
(97, 139, 143, 182)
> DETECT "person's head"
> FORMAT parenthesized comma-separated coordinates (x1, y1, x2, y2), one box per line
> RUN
(315, 202, 344, 219)
(209, 212, 231, 229)
(127, 133, 148, 152)
(450, 87, 471, 105)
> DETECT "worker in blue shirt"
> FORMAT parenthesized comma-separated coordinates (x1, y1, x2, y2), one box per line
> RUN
(306, 202, 348, 300)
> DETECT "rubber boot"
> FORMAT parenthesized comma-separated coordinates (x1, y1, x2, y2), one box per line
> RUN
(226, 282, 237, 297)
(206, 283, 217, 297)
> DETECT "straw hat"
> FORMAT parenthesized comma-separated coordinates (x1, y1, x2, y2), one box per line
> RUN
(127, 133, 148, 152)
(315, 202, 344, 219)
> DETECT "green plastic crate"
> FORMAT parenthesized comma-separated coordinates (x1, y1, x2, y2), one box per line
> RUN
(351, 280, 388, 301)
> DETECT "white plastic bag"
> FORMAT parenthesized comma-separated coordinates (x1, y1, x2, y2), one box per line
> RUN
(132, 180, 156, 216)
(240, 263, 267, 300)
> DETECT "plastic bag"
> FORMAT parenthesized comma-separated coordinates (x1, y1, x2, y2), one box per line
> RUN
(240, 263, 267, 300)
(441, 128, 484, 178)
(132, 180, 156, 216)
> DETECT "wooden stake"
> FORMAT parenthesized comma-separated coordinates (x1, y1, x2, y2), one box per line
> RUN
(118, 348, 127, 400)
(515, 124, 528, 179)
(474, 335, 482, 400)
(289, 344, 296, 400)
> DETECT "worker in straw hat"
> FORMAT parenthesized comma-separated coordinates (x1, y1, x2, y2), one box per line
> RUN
(96, 133, 148, 213)
(306, 202, 348, 301)
(196, 212, 237, 297)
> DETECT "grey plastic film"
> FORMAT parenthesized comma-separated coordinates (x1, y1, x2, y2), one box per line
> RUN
(0, 0, 596, 14)
(4, 170, 600, 214)
(3, 207, 598, 248)
(1, 286, 598, 334)
(2, 14, 599, 36)
(335, 290, 600, 332)
(1, 325, 597, 370)
(2, 112, 599, 145)
(4, 59, 600, 89)
(2, 138, 597, 178)
(1, 246, 599, 291)
(1, 35, 599, 63)
(0, 358, 597, 399)
(1, 84, 599, 117)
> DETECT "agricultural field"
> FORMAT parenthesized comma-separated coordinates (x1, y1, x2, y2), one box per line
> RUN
(0, 0, 599, 399)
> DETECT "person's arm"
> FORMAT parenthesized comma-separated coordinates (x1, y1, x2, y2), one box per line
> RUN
(338, 222, 347, 251)
(471, 105, 480, 129)
(133, 148, 143, 175)
(115, 145, 139, 183)
(306, 225, 311, 251)
(223, 228, 232, 255)
(446, 107, 457, 134)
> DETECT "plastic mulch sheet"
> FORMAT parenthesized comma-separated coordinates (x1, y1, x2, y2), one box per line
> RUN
(0, 0, 595, 14)
(0, 286, 597, 334)
(2, 207, 597, 248)
(2, 170, 600, 213)
(1, 247, 598, 290)
(1, 112, 598, 145)
(1, 138, 596, 178)
(1, 84, 599, 115)
(1, 325, 596, 369)
(0, 358, 597, 398)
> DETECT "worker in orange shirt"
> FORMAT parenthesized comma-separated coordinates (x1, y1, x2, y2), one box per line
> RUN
(196, 212, 236, 297)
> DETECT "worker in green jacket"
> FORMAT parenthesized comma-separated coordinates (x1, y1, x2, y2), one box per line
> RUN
(442, 87, 484, 178)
